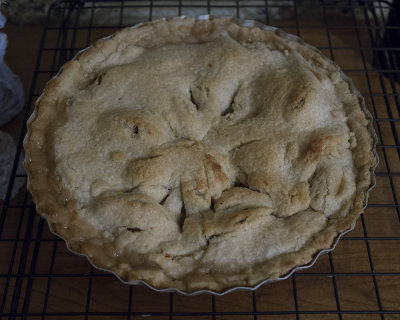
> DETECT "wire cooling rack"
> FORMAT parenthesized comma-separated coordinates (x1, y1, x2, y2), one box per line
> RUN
(1, 0, 400, 319)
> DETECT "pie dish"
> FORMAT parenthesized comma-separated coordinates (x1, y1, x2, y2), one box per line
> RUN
(24, 16, 377, 294)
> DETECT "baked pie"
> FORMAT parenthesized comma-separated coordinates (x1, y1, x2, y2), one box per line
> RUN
(24, 17, 377, 292)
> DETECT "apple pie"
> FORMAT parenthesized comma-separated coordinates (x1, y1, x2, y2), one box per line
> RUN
(24, 16, 377, 293)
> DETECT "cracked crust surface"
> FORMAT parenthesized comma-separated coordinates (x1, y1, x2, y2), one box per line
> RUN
(24, 17, 376, 292)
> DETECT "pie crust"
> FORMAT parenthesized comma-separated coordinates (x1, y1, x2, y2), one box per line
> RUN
(24, 16, 377, 293)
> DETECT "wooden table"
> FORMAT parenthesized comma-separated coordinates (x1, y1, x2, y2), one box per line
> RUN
(1, 19, 399, 320)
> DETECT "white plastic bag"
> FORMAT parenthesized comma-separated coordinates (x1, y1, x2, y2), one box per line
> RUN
(0, 10, 25, 200)
(0, 10, 24, 127)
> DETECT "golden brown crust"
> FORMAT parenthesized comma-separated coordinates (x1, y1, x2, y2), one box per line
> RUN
(24, 16, 377, 293)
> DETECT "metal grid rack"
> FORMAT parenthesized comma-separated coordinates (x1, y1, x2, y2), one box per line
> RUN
(1, 0, 400, 319)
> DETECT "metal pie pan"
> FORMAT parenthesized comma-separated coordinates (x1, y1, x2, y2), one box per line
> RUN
(30, 15, 378, 296)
